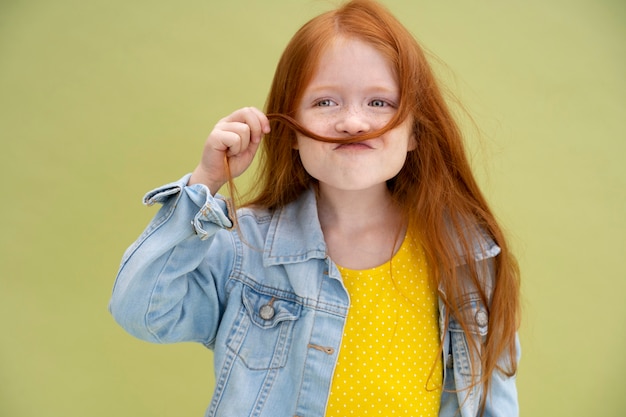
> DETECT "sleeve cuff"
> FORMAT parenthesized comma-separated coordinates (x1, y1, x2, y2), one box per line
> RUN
(142, 174, 234, 239)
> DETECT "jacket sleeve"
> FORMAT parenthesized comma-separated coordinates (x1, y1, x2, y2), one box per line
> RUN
(483, 334, 521, 417)
(109, 174, 235, 346)
(445, 231, 521, 417)
(473, 251, 521, 417)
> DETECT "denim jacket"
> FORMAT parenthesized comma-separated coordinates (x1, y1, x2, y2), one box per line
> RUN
(110, 174, 519, 417)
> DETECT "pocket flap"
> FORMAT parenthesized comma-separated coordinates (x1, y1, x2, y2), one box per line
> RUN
(242, 286, 302, 329)
(448, 292, 489, 336)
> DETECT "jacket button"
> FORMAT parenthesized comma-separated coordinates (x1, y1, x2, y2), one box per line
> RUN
(446, 354, 454, 369)
(259, 303, 275, 320)
(475, 309, 488, 327)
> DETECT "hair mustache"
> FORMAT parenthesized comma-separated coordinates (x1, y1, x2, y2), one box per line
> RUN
(266, 113, 397, 143)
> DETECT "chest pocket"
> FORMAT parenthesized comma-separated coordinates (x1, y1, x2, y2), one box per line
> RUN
(448, 292, 489, 376)
(226, 285, 302, 370)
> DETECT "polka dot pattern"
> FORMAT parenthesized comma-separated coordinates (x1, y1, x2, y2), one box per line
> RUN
(325, 233, 442, 416)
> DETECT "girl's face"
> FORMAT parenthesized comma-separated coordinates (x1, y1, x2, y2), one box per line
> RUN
(295, 36, 415, 195)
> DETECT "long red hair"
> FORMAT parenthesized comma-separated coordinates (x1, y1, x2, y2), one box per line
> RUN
(245, 0, 520, 411)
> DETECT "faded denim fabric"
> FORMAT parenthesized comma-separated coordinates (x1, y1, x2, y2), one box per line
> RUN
(110, 174, 519, 417)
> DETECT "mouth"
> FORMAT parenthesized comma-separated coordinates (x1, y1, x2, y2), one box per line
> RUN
(333, 141, 374, 150)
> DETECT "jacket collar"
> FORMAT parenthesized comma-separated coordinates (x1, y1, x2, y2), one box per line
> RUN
(263, 189, 328, 267)
(260, 189, 501, 271)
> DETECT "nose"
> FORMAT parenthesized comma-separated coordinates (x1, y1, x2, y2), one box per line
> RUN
(335, 107, 371, 136)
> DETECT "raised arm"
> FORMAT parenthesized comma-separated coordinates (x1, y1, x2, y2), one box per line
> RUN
(110, 107, 269, 345)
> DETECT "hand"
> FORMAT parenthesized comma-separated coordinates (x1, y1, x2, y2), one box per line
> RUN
(189, 107, 270, 193)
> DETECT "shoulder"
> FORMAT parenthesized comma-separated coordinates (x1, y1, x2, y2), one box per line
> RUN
(444, 216, 501, 266)
(442, 218, 501, 300)
(235, 190, 326, 260)
(465, 226, 501, 263)
(238, 189, 319, 234)
(237, 205, 273, 225)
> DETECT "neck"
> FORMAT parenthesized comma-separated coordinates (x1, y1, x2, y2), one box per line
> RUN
(316, 183, 406, 269)
(317, 184, 396, 226)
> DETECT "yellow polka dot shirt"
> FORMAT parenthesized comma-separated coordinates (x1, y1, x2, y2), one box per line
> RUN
(325, 233, 443, 416)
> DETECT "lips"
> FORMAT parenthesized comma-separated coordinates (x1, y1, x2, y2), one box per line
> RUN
(334, 141, 374, 150)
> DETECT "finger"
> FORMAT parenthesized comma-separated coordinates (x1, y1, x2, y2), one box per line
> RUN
(224, 107, 270, 143)
(215, 122, 251, 156)
(246, 107, 271, 139)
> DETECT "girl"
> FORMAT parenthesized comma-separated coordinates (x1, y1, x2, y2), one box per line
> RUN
(110, 1, 521, 416)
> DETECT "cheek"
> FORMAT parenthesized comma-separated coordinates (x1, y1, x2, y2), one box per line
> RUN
(295, 138, 326, 178)
(387, 151, 410, 177)
(407, 133, 417, 151)
(294, 134, 309, 151)
(399, 120, 417, 151)
(295, 137, 313, 166)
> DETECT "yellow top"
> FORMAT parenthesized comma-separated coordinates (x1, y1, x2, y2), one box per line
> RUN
(325, 232, 442, 416)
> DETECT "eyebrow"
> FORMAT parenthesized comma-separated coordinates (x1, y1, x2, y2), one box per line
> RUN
(304, 84, 399, 95)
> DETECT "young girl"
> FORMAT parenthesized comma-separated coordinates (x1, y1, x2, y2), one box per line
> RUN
(110, 1, 521, 416)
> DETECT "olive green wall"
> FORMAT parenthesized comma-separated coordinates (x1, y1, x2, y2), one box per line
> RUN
(1, 1, 624, 415)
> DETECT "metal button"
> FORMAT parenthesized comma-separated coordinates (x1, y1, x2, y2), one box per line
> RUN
(446, 353, 454, 369)
(475, 309, 488, 327)
(259, 303, 275, 320)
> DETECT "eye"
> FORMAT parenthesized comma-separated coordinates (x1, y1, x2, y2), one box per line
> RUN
(369, 99, 390, 108)
(315, 99, 337, 107)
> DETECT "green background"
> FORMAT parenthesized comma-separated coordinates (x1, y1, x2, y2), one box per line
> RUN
(1, 0, 624, 415)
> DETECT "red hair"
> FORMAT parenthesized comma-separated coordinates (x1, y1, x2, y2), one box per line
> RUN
(245, 0, 520, 411)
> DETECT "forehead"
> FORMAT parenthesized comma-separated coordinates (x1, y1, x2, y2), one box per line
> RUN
(306, 36, 398, 89)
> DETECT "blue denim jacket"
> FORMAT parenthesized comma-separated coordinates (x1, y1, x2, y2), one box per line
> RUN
(110, 174, 519, 417)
